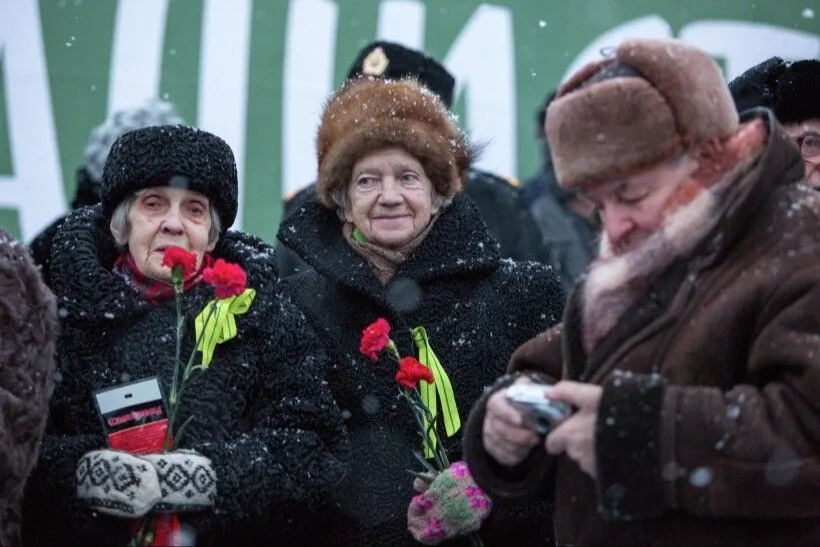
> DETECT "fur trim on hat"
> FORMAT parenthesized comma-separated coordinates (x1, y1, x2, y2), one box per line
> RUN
(581, 119, 767, 353)
(346, 41, 455, 108)
(547, 38, 739, 191)
(315, 77, 477, 209)
(100, 125, 238, 230)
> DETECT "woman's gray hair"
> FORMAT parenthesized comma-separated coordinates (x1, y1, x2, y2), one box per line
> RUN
(110, 188, 221, 248)
(331, 184, 453, 222)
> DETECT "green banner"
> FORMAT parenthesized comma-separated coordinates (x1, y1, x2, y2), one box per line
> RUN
(0, 0, 817, 243)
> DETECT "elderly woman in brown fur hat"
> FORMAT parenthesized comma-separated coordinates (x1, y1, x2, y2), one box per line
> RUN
(0, 228, 56, 546)
(464, 38, 820, 546)
(277, 77, 564, 546)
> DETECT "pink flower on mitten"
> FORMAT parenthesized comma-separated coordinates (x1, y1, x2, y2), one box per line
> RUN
(423, 519, 448, 541)
(450, 461, 470, 478)
(466, 485, 491, 510)
(410, 492, 435, 514)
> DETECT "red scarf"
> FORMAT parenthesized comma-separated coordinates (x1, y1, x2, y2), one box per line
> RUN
(114, 252, 214, 304)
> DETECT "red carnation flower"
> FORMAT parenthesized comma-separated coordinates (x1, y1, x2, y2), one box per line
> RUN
(395, 357, 434, 389)
(359, 318, 391, 362)
(162, 247, 197, 279)
(203, 259, 247, 299)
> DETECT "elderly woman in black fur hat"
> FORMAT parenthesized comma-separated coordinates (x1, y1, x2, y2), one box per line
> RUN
(730, 57, 820, 187)
(276, 77, 564, 546)
(22, 125, 349, 546)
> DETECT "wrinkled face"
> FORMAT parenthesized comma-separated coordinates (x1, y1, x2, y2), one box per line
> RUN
(111, 186, 215, 282)
(583, 155, 699, 256)
(782, 119, 820, 189)
(346, 147, 438, 249)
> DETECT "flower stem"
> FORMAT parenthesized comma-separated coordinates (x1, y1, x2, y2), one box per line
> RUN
(168, 270, 185, 405)
(164, 299, 220, 451)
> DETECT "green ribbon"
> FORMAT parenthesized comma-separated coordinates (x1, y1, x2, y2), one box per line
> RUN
(412, 326, 461, 458)
(194, 288, 256, 368)
(352, 226, 367, 242)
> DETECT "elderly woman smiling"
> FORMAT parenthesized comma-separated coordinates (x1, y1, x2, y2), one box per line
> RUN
(23, 125, 348, 546)
(277, 78, 565, 547)
(342, 146, 443, 251)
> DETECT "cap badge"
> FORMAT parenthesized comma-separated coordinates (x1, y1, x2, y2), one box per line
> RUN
(362, 47, 390, 76)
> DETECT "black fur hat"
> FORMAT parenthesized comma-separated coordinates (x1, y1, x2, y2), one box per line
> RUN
(100, 125, 238, 231)
(346, 41, 455, 108)
(773, 59, 820, 124)
(729, 57, 820, 124)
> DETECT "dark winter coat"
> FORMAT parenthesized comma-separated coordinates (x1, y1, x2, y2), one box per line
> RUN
(465, 111, 820, 545)
(276, 169, 551, 278)
(22, 205, 349, 546)
(277, 193, 565, 546)
(0, 229, 56, 547)
(521, 146, 597, 294)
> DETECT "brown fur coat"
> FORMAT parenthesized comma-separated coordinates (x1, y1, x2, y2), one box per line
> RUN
(0, 229, 56, 546)
(465, 111, 820, 545)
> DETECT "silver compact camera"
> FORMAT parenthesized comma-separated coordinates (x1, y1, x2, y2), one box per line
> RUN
(505, 382, 573, 435)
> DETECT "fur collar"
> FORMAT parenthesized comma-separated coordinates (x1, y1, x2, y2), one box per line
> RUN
(581, 121, 768, 353)
(50, 204, 278, 324)
(277, 192, 501, 298)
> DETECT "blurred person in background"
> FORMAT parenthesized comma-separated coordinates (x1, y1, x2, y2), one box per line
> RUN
(0, 228, 56, 546)
(729, 57, 820, 188)
(521, 90, 598, 294)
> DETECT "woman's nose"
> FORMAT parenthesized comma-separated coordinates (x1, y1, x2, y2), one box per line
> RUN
(378, 178, 402, 203)
(160, 206, 185, 234)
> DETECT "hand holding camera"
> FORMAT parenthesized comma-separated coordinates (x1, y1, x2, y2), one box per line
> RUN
(505, 382, 573, 436)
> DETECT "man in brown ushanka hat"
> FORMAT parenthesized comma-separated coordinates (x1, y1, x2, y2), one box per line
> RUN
(464, 37, 820, 546)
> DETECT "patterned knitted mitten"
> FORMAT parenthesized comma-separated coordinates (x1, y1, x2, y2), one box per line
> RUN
(407, 461, 492, 545)
(76, 449, 161, 518)
(142, 449, 217, 512)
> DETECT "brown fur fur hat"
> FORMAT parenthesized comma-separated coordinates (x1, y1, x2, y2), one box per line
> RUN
(546, 38, 739, 191)
(315, 77, 476, 208)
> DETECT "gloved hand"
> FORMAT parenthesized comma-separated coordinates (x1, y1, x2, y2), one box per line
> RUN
(76, 449, 161, 518)
(142, 449, 217, 512)
(407, 461, 492, 545)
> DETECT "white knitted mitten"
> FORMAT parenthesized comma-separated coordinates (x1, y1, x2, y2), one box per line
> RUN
(76, 449, 161, 518)
(142, 449, 217, 512)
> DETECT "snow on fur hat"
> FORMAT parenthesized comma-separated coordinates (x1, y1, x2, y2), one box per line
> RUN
(346, 41, 456, 108)
(100, 125, 238, 231)
(315, 77, 477, 209)
(83, 98, 184, 183)
(546, 38, 739, 191)
(729, 56, 820, 125)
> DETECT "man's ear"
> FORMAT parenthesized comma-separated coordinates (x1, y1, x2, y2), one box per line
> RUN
(110, 219, 126, 246)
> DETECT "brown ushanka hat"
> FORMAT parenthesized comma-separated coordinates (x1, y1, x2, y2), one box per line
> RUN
(546, 38, 739, 191)
(315, 77, 476, 208)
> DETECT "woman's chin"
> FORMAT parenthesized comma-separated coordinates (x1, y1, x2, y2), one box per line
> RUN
(370, 233, 414, 249)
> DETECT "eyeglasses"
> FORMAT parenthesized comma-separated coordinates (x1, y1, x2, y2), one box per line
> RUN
(795, 131, 820, 162)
